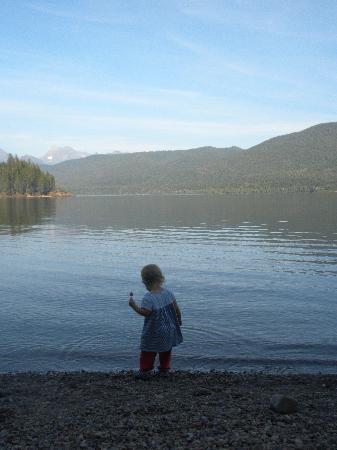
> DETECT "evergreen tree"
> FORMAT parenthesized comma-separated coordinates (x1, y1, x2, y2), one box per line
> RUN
(0, 155, 56, 195)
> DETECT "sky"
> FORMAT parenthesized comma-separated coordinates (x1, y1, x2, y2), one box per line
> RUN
(0, 0, 337, 157)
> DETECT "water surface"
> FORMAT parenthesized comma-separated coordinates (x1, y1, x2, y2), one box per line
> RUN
(0, 194, 336, 373)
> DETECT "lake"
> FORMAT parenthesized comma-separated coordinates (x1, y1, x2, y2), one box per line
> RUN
(0, 193, 336, 373)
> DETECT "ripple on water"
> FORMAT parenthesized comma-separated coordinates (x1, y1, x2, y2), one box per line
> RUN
(1, 194, 337, 373)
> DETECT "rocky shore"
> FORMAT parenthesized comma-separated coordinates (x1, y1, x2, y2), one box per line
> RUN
(0, 371, 336, 449)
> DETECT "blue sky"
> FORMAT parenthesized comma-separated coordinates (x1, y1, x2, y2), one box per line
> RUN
(0, 0, 337, 156)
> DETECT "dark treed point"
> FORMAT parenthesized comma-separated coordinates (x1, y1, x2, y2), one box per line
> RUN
(0, 154, 55, 196)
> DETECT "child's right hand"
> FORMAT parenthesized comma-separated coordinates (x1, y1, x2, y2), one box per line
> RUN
(128, 292, 135, 308)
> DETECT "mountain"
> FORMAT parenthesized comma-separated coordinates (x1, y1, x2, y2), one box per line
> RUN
(44, 122, 337, 194)
(221, 122, 337, 191)
(0, 148, 8, 162)
(41, 146, 90, 164)
(21, 154, 44, 165)
(1, 146, 90, 166)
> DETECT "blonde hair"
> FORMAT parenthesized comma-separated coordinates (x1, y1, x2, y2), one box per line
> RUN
(141, 264, 165, 290)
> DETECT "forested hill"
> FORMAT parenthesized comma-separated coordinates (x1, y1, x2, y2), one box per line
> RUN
(0, 155, 55, 195)
(47, 122, 337, 194)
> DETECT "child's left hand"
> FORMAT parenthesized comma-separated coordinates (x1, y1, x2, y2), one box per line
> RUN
(128, 296, 136, 308)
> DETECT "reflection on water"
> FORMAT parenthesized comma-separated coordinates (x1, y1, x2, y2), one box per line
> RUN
(0, 198, 56, 235)
(0, 194, 336, 373)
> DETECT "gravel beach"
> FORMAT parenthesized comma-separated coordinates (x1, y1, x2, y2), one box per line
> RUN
(0, 371, 336, 449)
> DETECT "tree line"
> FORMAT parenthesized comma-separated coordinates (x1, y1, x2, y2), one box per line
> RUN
(0, 155, 55, 195)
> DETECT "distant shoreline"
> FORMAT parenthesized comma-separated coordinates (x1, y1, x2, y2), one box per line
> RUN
(64, 190, 336, 197)
(1, 191, 335, 199)
(61, 188, 337, 196)
(0, 191, 72, 199)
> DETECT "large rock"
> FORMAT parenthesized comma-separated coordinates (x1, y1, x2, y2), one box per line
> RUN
(270, 394, 298, 414)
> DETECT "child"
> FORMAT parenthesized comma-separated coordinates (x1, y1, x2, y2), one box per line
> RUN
(128, 264, 183, 374)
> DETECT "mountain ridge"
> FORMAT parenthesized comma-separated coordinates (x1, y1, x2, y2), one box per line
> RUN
(0, 146, 91, 165)
(42, 146, 89, 164)
(47, 122, 337, 194)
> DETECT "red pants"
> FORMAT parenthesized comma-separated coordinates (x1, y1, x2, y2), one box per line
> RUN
(140, 350, 171, 372)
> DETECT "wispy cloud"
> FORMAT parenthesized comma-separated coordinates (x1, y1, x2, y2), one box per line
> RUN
(176, 0, 337, 42)
(2, 67, 337, 132)
(26, 1, 135, 25)
(0, 133, 35, 141)
(0, 76, 200, 109)
(0, 119, 320, 156)
(177, 0, 287, 33)
(0, 97, 322, 141)
(168, 35, 205, 55)
(63, 115, 318, 139)
(1, 0, 336, 157)
(168, 33, 303, 87)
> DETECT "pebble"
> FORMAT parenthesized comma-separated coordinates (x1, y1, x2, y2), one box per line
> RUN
(295, 437, 304, 448)
(0, 407, 15, 421)
(193, 388, 212, 396)
(186, 432, 194, 442)
(0, 372, 335, 449)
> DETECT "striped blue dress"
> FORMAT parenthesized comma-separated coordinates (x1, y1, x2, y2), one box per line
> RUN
(140, 288, 183, 352)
